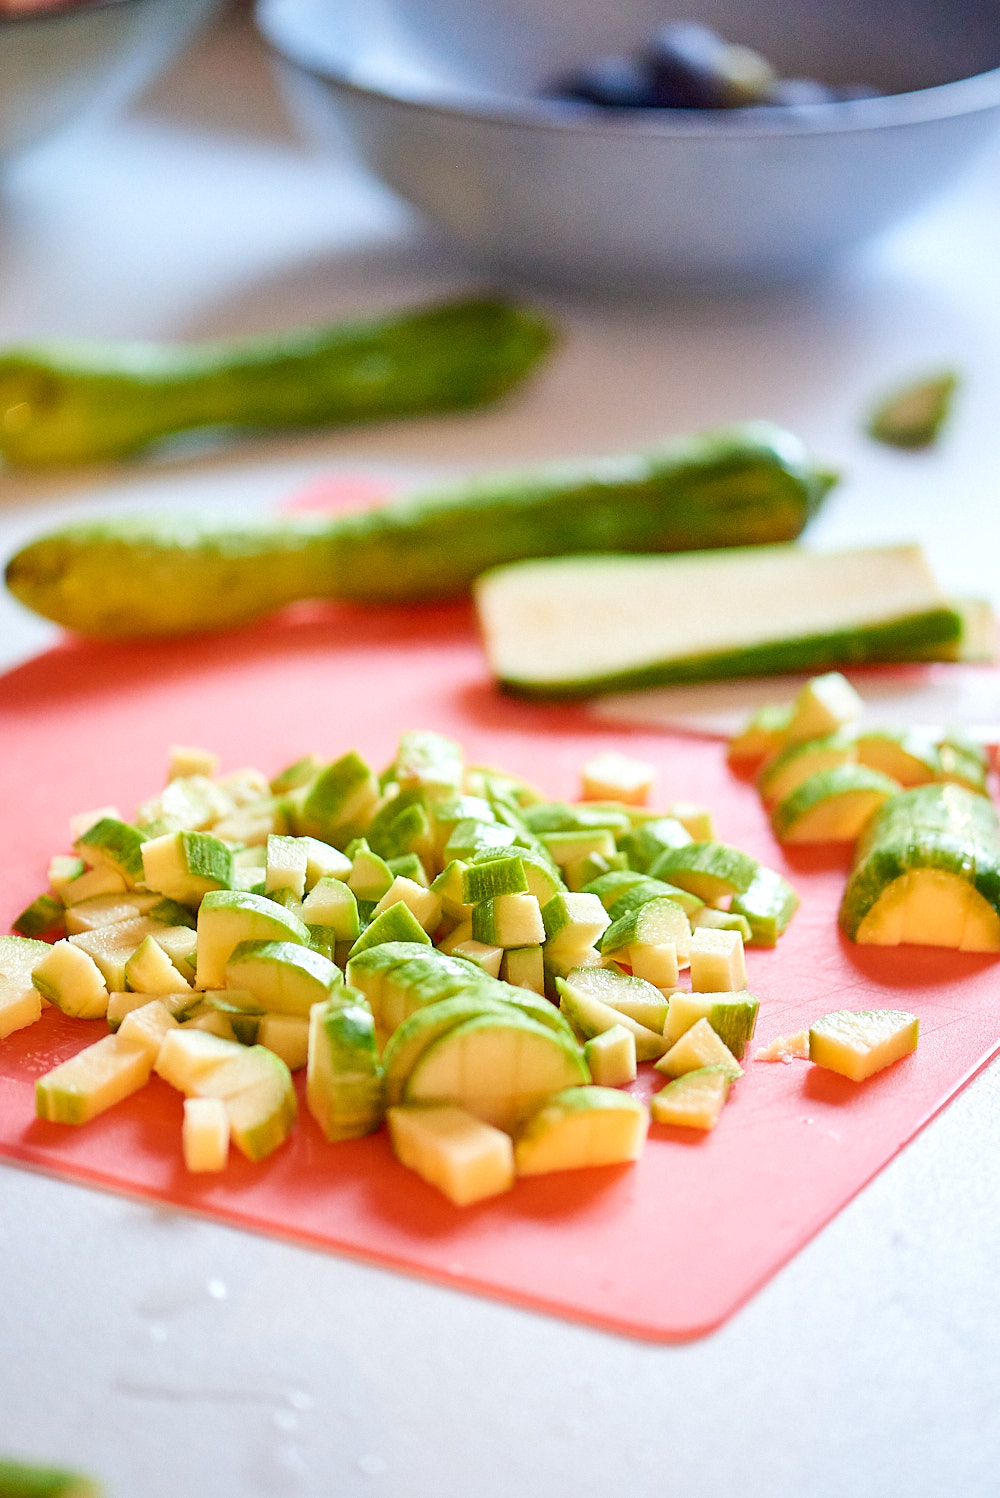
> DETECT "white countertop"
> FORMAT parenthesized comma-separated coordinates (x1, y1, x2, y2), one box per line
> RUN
(3, 8, 1000, 1495)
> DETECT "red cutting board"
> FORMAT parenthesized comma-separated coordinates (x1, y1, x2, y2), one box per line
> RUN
(2, 598, 999, 1342)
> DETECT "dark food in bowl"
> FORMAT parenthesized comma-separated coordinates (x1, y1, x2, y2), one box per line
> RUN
(546, 19, 881, 111)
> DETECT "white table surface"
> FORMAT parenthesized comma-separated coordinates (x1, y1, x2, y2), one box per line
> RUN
(3, 8, 1000, 1495)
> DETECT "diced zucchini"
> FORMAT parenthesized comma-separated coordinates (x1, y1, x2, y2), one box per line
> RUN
(627, 941, 679, 988)
(387, 1103, 514, 1205)
(541, 891, 611, 957)
(784, 671, 864, 744)
(647, 842, 758, 906)
(117, 997, 180, 1060)
(106, 989, 194, 1030)
(265, 834, 308, 900)
(256, 1013, 310, 1071)
(600, 895, 691, 963)
(301, 876, 360, 940)
(293, 751, 379, 846)
(182, 1096, 230, 1171)
(73, 816, 148, 888)
(472, 892, 545, 949)
(372, 875, 442, 934)
(307, 994, 384, 1140)
(141, 829, 234, 905)
(36, 1031, 153, 1124)
(156, 1031, 296, 1161)
(563, 964, 670, 1032)
(688, 926, 747, 993)
(540, 828, 617, 868)
(580, 751, 655, 806)
(661, 989, 760, 1060)
(299, 836, 352, 888)
(583, 1025, 638, 1087)
(727, 702, 794, 772)
(124, 934, 193, 995)
(224, 939, 341, 1018)
(195, 889, 310, 989)
(809, 1008, 918, 1081)
(60, 867, 128, 905)
(650, 1066, 731, 1130)
(500, 944, 545, 995)
(0, 934, 50, 1037)
(690, 907, 753, 941)
(730, 868, 800, 947)
(514, 1086, 648, 1174)
(756, 731, 858, 807)
(618, 817, 692, 873)
(347, 901, 432, 959)
(13, 893, 66, 940)
(447, 939, 504, 977)
(654, 1016, 743, 1081)
(393, 730, 465, 796)
(270, 754, 323, 796)
(347, 844, 394, 902)
(605, 875, 704, 921)
(556, 970, 668, 1061)
(771, 765, 900, 844)
(461, 855, 528, 904)
(381, 992, 512, 1106)
(377, 951, 487, 1037)
(403, 1011, 589, 1132)
(32, 940, 109, 1019)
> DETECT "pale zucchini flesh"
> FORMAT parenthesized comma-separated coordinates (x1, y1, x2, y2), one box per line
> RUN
(475, 545, 963, 697)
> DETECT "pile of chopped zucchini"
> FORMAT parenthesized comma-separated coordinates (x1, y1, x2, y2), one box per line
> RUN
(729, 671, 1000, 952)
(0, 735, 809, 1199)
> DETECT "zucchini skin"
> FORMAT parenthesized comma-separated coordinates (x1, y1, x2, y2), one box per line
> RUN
(4, 421, 834, 637)
(838, 783, 1000, 940)
(0, 298, 553, 467)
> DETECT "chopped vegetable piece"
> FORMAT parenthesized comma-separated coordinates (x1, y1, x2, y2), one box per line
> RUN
(808, 1009, 918, 1081)
(580, 751, 655, 805)
(770, 764, 899, 844)
(650, 1066, 731, 1130)
(183, 1096, 230, 1172)
(662, 989, 759, 1060)
(655, 1016, 743, 1081)
(514, 1086, 649, 1173)
(584, 1025, 638, 1087)
(475, 544, 963, 698)
(867, 371, 959, 449)
(688, 927, 747, 993)
(36, 1032, 153, 1125)
(840, 783, 1000, 949)
(388, 1104, 515, 1205)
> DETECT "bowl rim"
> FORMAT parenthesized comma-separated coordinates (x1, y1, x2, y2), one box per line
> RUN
(0, 0, 148, 27)
(257, 0, 1000, 139)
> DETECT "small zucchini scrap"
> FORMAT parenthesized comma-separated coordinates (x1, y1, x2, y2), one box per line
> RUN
(866, 370, 959, 450)
(808, 1009, 918, 1082)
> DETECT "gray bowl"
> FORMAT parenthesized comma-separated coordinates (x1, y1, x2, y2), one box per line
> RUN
(0, 0, 220, 162)
(257, 0, 1000, 286)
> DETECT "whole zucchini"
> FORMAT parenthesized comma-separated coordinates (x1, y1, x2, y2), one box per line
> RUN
(4, 421, 835, 638)
(0, 298, 554, 467)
